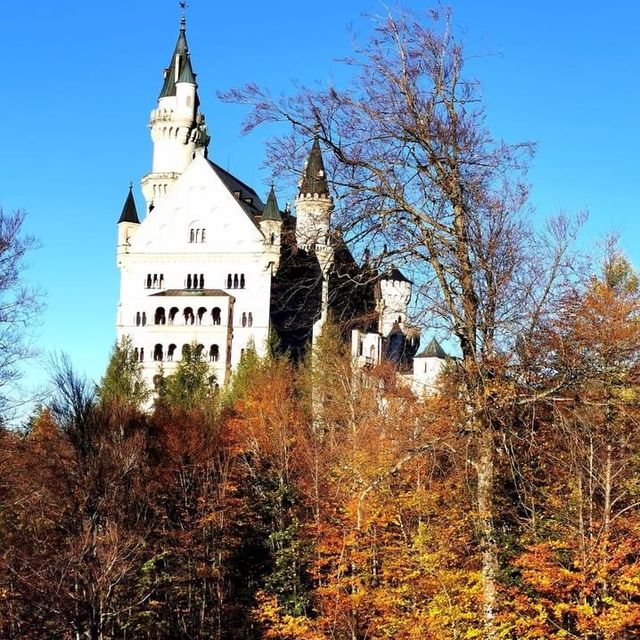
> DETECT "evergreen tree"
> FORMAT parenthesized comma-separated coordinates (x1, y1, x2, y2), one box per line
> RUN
(97, 336, 149, 408)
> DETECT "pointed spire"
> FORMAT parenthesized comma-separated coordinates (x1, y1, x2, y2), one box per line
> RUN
(417, 338, 447, 359)
(159, 15, 195, 98)
(298, 133, 330, 197)
(118, 183, 140, 224)
(261, 185, 282, 221)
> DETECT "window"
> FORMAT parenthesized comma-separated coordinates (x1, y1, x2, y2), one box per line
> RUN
(240, 274, 245, 289)
(199, 274, 205, 289)
(154, 307, 166, 325)
(186, 274, 192, 289)
(197, 307, 206, 325)
(233, 274, 239, 288)
(211, 307, 221, 325)
(189, 228, 195, 243)
(169, 307, 178, 324)
(135, 312, 141, 326)
(209, 344, 219, 362)
(241, 312, 247, 327)
(153, 344, 163, 362)
(227, 274, 232, 288)
(196, 344, 204, 357)
(183, 307, 194, 325)
(248, 312, 253, 327)
(139, 347, 144, 362)
(182, 344, 191, 358)
(146, 274, 152, 289)
(142, 312, 147, 326)
(188, 227, 207, 243)
(167, 344, 176, 362)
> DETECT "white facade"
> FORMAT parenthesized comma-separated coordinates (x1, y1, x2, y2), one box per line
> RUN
(116, 20, 282, 390)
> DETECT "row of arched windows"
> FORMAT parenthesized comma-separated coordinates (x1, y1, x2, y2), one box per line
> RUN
(145, 274, 164, 289)
(153, 306, 223, 326)
(186, 273, 205, 289)
(189, 228, 206, 243)
(144, 343, 220, 363)
(135, 312, 147, 326)
(226, 273, 245, 289)
(241, 312, 253, 328)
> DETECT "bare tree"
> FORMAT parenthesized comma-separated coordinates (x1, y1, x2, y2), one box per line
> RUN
(0, 209, 41, 415)
(225, 8, 580, 635)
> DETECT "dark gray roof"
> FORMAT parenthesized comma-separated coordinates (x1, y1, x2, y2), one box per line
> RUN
(261, 186, 282, 222)
(416, 338, 447, 359)
(299, 134, 330, 197)
(380, 266, 412, 284)
(159, 17, 196, 98)
(118, 185, 139, 224)
(209, 161, 265, 217)
(150, 289, 232, 298)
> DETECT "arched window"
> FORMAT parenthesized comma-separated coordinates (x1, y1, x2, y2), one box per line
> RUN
(135, 312, 141, 326)
(146, 274, 152, 289)
(370, 344, 376, 359)
(197, 307, 206, 325)
(248, 312, 253, 327)
(153, 274, 158, 288)
(209, 344, 219, 362)
(183, 307, 194, 325)
(139, 347, 144, 362)
(169, 307, 178, 324)
(153, 344, 163, 361)
(233, 274, 239, 288)
(154, 307, 166, 325)
(201, 229, 206, 242)
(167, 344, 176, 362)
(195, 229, 200, 243)
(270, 232, 275, 245)
(134, 347, 139, 361)
(193, 274, 198, 289)
(182, 344, 191, 359)
(186, 274, 192, 289)
(242, 312, 247, 327)
(211, 307, 221, 325)
(199, 274, 205, 289)
(240, 274, 245, 289)
(142, 312, 147, 326)
(189, 228, 195, 243)
(227, 274, 232, 288)
(196, 344, 204, 357)
(159, 274, 164, 288)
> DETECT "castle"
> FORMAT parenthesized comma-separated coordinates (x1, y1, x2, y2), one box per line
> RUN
(115, 16, 447, 395)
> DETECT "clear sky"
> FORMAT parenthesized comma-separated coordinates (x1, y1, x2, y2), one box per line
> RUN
(1, 0, 639, 408)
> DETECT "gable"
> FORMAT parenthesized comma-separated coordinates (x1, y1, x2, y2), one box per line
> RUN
(130, 155, 265, 254)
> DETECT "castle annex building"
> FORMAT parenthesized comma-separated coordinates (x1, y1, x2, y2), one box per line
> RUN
(116, 17, 447, 394)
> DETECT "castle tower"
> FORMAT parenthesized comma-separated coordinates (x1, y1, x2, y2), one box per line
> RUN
(377, 267, 412, 337)
(141, 15, 209, 212)
(116, 184, 140, 265)
(295, 134, 333, 250)
(259, 186, 283, 273)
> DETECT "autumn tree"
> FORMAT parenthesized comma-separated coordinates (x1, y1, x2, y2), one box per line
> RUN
(227, 8, 582, 634)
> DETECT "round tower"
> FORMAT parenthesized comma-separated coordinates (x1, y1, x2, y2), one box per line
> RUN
(295, 134, 333, 250)
(260, 186, 283, 273)
(377, 267, 412, 337)
(141, 16, 207, 211)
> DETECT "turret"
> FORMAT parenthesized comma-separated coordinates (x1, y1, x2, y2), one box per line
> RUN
(117, 184, 140, 265)
(295, 134, 333, 250)
(141, 15, 208, 211)
(260, 186, 283, 273)
(377, 267, 412, 337)
(412, 338, 448, 395)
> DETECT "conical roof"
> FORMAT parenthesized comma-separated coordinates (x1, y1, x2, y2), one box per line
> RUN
(261, 186, 282, 221)
(159, 16, 196, 98)
(416, 338, 447, 359)
(298, 134, 329, 197)
(118, 184, 139, 224)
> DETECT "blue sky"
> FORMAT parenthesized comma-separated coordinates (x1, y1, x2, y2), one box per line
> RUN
(1, 0, 639, 406)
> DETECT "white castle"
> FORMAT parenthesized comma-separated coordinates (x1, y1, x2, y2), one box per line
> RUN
(115, 16, 447, 395)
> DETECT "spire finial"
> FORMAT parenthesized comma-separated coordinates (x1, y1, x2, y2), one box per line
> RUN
(128, 180, 133, 191)
(179, 1, 188, 27)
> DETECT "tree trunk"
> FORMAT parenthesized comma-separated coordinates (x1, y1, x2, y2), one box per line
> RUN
(476, 418, 498, 638)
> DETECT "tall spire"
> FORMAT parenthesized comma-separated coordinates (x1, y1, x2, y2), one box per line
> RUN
(262, 185, 282, 221)
(298, 133, 330, 197)
(118, 183, 140, 224)
(159, 13, 196, 98)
